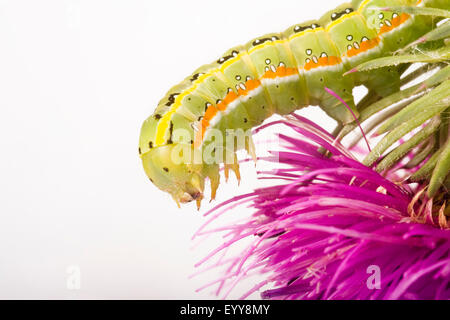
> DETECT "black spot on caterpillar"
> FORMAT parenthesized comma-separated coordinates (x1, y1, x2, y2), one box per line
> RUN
(165, 93, 180, 107)
(190, 73, 203, 82)
(294, 23, 321, 33)
(167, 121, 174, 144)
(252, 36, 280, 47)
(331, 7, 353, 21)
(217, 50, 239, 64)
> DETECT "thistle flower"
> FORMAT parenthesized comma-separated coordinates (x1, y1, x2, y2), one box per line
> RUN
(192, 9, 450, 298)
(193, 114, 450, 300)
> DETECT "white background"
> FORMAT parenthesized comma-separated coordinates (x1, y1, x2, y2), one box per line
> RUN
(0, 0, 344, 299)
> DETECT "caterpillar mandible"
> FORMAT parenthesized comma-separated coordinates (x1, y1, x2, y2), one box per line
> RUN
(139, 0, 449, 207)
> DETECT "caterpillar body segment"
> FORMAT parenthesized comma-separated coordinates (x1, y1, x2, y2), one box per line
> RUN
(139, 0, 449, 207)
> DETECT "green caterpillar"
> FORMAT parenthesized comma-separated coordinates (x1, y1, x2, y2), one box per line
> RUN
(139, 0, 449, 207)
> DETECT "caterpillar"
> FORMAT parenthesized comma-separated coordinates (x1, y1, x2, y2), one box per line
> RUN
(139, 0, 449, 207)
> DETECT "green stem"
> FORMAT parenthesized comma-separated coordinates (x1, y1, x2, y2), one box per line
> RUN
(405, 136, 436, 169)
(429, 137, 450, 197)
(364, 103, 449, 166)
(400, 64, 440, 87)
(376, 117, 441, 172)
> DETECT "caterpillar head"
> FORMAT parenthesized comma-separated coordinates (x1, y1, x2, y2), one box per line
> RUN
(140, 144, 220, 208)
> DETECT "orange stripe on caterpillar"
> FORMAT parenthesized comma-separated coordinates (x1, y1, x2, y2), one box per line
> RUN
(244, 79, 261, 91)
(262, 65, 299, 79)
(194, 121, 204, 149)
(223, 89, 239, 105)
(204, 105, 218, 121)
(346, 37, 380, 57)
(379, 13, 410, 35)
(236, 78, 263, 96)
(303, 55, 342, 71)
